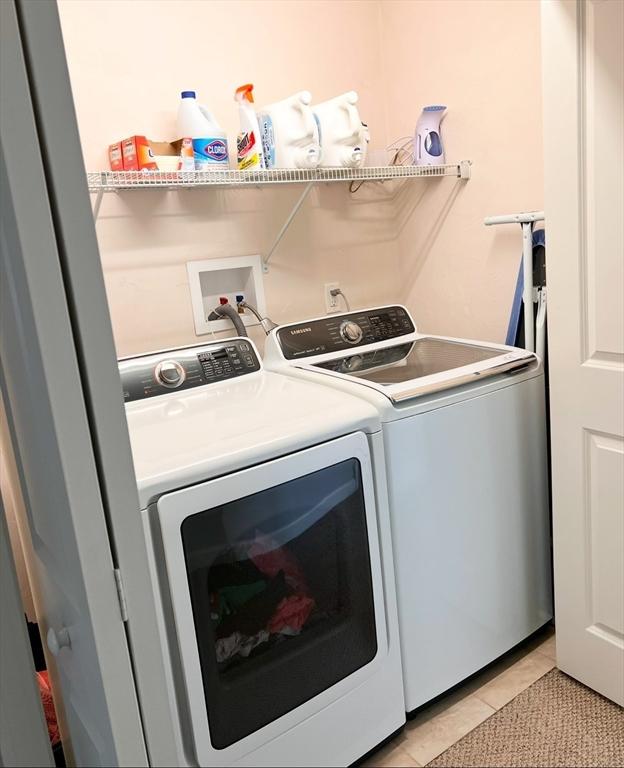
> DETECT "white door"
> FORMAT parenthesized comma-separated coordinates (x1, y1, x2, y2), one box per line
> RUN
(0, 1, 147, 764)
(542, 0, 624, 705)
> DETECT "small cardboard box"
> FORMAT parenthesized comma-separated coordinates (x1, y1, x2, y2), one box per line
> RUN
(121, 136, 157, 171)
(108, 142, 123, 171)
(120, 136, 193, 171)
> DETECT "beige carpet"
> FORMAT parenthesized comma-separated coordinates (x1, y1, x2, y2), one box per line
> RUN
(428, 669, 624, 767)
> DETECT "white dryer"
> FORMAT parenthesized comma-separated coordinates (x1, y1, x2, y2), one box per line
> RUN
(119, 338, 404, 766)
(264, 305, 554, 714)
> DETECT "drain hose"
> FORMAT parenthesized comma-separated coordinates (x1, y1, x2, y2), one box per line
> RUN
(207, 303, 248, 337)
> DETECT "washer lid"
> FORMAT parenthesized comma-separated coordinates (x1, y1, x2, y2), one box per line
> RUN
(309, 337, 536, 403)
(264, 307, 538, 406)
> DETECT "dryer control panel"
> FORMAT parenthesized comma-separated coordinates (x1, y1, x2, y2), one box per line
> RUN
(119, 339, 261, 402)
(276, 305, 415, 360)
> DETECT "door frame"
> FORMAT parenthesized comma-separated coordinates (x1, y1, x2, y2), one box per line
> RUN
(1, 1, 147, 763)
(1, 0, 181, 763)
(15, 4, 196, 761)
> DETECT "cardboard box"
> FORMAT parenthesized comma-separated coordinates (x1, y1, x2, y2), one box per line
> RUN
(121, 136, 157, 171)
(177, 137, 194, 170)
(120, 136, 193, 171)
(108, 142, 123, 171)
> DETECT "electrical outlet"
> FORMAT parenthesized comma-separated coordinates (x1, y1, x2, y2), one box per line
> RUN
(324, 282, 341, 313)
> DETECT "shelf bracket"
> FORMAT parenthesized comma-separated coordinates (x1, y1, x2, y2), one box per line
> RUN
(263, 181, 314, 272)
(92, 187, 104, 221)
(459, 160, 472, 180)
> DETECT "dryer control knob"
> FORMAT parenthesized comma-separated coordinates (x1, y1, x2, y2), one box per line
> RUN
(340, 321, 363, 344)
(155, 360, 186, 388)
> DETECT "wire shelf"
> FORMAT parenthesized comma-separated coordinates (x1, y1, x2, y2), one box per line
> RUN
(87, 162, 471, 192)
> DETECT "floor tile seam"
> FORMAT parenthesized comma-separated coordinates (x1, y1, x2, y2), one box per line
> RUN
(471, 664, 558, 712)
(532, 646, 557, 662)
(472, 654, 557, 703)
(410, 695, 498, 767)
(421, 690, 526, 767)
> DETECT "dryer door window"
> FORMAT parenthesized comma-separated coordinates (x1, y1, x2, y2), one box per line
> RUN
(156, 432, 385, 762)
(182, 457, 376, 749)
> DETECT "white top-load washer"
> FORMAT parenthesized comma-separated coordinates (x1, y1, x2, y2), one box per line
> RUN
(119, 338, 404, 767)
(264, 305, 554, 713)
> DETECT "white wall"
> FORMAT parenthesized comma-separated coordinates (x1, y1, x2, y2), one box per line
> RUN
(58, 0, 544, 355)
(58, 0, 402, 357)
(381, 0, 544, 340)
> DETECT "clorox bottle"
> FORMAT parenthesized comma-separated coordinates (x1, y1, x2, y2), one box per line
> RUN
(257, 91, 320, 170)
(177, 91, 229, 170)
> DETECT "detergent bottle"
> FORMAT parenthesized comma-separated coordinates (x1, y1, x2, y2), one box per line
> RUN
(257, 91, 320, 169)
(177, 91, 229, 169)
(313, 91, 368, 168)
(235, 84, 264, 170)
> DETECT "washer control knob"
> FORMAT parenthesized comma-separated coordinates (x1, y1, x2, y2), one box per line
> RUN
(340, 321, 363, 345)
(155, 360, 186, 388)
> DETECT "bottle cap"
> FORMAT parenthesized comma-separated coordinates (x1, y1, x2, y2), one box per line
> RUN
(181, 90, 196, 99)
(235, 84, 254, 103)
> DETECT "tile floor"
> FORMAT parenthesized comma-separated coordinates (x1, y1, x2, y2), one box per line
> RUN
(361, 626, 557, 767)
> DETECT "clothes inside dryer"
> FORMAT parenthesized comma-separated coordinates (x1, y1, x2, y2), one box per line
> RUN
(314, 337, 509, 384)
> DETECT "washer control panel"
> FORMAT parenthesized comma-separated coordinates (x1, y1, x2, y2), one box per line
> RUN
(277, 306, 415, 360)
(119, 339, 261, 402)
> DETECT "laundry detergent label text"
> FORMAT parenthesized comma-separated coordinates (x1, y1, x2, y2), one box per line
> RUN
(258, 114, 276, 169)
(237, 131, 263, 170)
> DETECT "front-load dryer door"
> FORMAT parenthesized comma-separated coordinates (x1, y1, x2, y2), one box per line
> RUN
(154, 431, 387, 766)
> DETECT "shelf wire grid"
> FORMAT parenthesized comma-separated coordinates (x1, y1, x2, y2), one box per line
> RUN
(87, 162, 469, 192)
